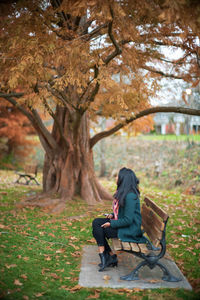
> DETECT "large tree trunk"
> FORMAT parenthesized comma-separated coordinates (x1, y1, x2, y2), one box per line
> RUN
(42, 106, 112, 206)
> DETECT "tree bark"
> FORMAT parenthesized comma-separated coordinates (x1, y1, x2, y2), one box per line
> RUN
(42, 107, 112, 205)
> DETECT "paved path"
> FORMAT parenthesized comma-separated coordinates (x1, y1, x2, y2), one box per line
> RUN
(79, 245, 192, 290)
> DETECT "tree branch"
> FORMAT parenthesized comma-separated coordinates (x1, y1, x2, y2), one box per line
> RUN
(0, 92, 24, 98)
(142, 65, 194, 80)
(103, 6, 122, 65)
(42, 98, 69, 148)
(1, 95, 58, 152)
(90, 106, 200, 148)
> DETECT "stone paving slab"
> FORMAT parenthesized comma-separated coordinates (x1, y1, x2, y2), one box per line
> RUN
(79, 245, 192, 290)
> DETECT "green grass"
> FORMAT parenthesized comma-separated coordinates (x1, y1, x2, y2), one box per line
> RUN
(0, 173, 200, 299)
(137, 134, 200, 142)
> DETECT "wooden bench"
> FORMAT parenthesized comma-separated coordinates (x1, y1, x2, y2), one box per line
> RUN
(111, 197, 181, 282)
(15, 164, 40, 186)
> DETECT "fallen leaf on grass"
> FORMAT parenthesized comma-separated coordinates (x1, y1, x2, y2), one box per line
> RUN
(68, 242, 80, 250)
(41, 268, 50, 275)
(14, 279, 23, 286)
(70, 236, 78, 240)
(170, 244, 179, 249)
(86, 290, 100, 299)
(60, 285, 69, 291)
(70, 284, 82, 292)
(21, 274, 27, 280)
(48, 233, 56, 238)
(35, 292, 45, 297)
(56, 248, 65, 253)
(5, 264, 17, 269)
(50, 273, 60, 280)
(87, 238, 96, 243)
(45, 256, 51, 261)
(23, 296, 29, 300)
(23, 257, 29, 261)
(56, 268, 64, 272)
(71, 251, 81, 257)
(133, 288, 143, 292)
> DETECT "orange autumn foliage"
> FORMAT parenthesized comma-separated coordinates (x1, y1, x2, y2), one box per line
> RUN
(0, 99, 36, 163)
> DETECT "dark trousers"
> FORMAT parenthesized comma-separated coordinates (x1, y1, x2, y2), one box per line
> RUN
(92, 218, 118, 252)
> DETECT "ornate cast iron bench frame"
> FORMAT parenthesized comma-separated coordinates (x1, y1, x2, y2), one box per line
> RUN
(112, 197, 181, 282)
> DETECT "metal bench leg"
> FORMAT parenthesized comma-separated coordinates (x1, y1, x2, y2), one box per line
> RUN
(120, 260, 148, 281)
(156, 261, 182, 282)
(33, 178, 40, 185)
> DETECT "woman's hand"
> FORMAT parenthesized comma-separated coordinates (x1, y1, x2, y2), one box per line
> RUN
(101, 222, 111, 228)
(107, 214, 113, 219)
(104, 214, 113, 219)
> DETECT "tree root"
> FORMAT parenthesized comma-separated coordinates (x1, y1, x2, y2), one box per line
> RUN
(16, 195, 66, 214)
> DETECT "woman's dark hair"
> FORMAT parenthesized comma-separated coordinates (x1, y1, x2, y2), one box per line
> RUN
(114, 167, 140, 206)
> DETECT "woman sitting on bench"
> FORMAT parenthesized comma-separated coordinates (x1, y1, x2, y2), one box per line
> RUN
(92, 167, 146, 272)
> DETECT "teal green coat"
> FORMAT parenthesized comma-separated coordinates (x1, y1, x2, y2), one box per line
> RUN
(110, 192, 146, 243)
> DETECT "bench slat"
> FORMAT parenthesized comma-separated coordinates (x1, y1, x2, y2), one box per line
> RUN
(112, 238, 122, 250)
(142, 204, 165, 231)
(144, 197, 168, 222)
(138, 243, 149, 253)
(142, 217, 162, 244)
(130, 243, 140, 252)
(142, 216, 163, 240)
(24, 165, 37, 175)
(122, 242, 131, 250)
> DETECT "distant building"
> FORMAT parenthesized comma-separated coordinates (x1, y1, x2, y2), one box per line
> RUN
(154, 113, 200, 135)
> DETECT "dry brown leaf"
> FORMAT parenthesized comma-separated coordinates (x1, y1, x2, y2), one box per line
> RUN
(87, 238, 96, 243)
(71, 251, 81, 257)
(5, 264, 17, 269)
(103, 275, 111, 281)
(50, 273, 60, 279)
(56, 248, 65, 253)
(45, 256, 51, 261)
(23, 257, 29, 261)
(86, 290, 100, 299)
(14, 279, 23, 286)
(70, 284, 82, 292)
(146, 279, 161, 283)
(48, 233, 56, 238)
(133, 288, 142, 292)
(35, 292, 45, 297)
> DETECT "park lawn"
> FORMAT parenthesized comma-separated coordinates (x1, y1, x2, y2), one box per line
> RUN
(0, 172, 199, 300)
(138, 134, 200, 142)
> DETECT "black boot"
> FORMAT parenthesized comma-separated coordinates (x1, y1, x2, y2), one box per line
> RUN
(98, 253, 118, 268)
(98, 252, 107, 272)
(107, 254, 118, 267)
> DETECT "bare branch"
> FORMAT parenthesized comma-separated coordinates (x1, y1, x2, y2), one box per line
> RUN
(84, 23, 108, 41)
(103, 6, 122, 65)
(90, 106, 200, 148)
(142, 65, 193, 80)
